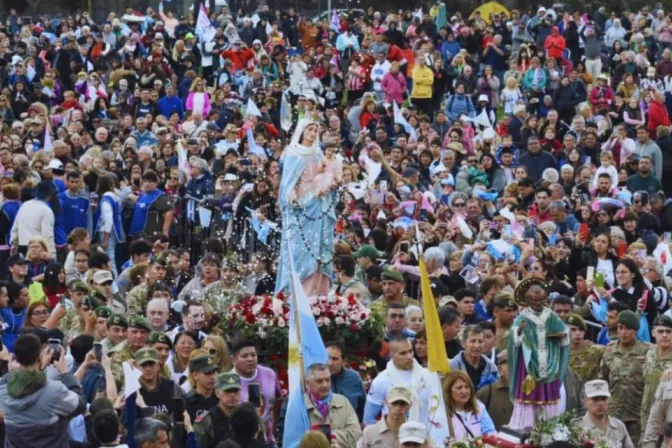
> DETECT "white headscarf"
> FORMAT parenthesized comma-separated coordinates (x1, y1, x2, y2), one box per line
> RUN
(285, 118, 321, 157)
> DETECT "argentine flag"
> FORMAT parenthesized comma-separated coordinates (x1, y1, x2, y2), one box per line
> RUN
(282, 245, 328, 448)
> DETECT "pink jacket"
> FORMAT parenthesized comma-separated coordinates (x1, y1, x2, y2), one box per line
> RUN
(185, 92, 211, 117)
(381, 71, 408, 105)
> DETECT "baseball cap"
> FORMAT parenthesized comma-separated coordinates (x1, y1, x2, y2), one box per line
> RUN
(399, 421, 427, 444)
(352, 244, 382, 260)
(92, 270, 114, 285)
(48, 159, 64, 170)
(189, 355, 219, 373)
(7, 254, 28, 267)
(134, 347, 159, 365)
(387, 386, 412, 404)
(216, 372, 242, 391)
(584, 379, 610, 398)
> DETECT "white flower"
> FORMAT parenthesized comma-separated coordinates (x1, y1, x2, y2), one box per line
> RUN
(335, 317, 345, 325)
(277, 318, 286, 327)
(540, 433, 554, 446)
(272, 299, 284, 315)
(257, 328, 267, 338)
(312, 306, 320, 316)
(323, 317, 331, 326)
(252, 303, 262, 314)
(552, 426, 571, 441)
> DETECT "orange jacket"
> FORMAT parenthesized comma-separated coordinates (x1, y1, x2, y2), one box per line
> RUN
(544, 29, 566, 59)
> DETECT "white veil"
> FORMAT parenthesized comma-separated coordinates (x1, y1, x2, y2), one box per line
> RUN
(285, 118, 321, 157)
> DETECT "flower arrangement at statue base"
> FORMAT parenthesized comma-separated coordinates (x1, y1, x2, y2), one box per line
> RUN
(449, 438, 489, 448)
(527, 411, 583, 447)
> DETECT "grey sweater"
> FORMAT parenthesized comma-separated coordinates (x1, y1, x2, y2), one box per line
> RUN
(580, 26, 602, 59)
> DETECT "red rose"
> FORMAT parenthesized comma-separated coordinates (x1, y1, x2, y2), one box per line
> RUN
(350, 323, 358, 331)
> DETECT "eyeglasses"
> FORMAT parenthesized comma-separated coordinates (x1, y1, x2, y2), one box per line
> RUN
(453, 202, 465, 207)
(467, 159, 477, 164)
(32, 309, 50, 316)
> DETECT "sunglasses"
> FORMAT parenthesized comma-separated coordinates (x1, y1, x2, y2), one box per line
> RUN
(453, 202, 466, 207)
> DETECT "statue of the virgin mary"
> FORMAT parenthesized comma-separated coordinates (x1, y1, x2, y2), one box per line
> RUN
(275, 119, 341, 296)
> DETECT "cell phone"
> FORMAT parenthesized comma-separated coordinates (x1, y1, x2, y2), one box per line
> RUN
(503, 224, 512, 241)
(58, 294, 66, 307)
(641, 290, 649, 312)
(665, 232, 671, 243)
(248, 383, 261, 407)
(316, 424, 332, 440)
(579, 223, 589, 241)
(94, 343, 103, 363)
(638, 249, 647, 260)
(595, 272, 605, 289)
(48, 338, 61, 364)
(239, 158, 251, 166)
(618, 241, 627, 258)
(172, 397, 185, 422)
(400, 241, 409, 253)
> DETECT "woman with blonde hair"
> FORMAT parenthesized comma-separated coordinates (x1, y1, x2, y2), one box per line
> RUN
(443, 371, 496, 441)
(202, 335, 232, 371)
(186, 77, 211, 117)
(299, 431, 330, 448)
(500, 76, 522, 115)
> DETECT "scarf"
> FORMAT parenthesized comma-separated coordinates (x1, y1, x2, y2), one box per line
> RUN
(6, 369, 47, 398)
(385, 359, 428, 421)
(310, 391, 333, 420)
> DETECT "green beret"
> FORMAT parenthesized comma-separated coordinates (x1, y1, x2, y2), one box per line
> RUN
(618, 310, 640, 331)
(95, 306, 112, 319)
(107, 314, 128, 328)
(149, 331, 172, 348)
(216, 372, 241, 391)
(565, 313, 586, 331)
(69, 281, 90, 293)
(189, 355, 219, 373)
(84, 291, 105, 310)
(382, 267, 404, 282)
(353, 244, 382, 260)
(129, 316, 152, 332)
(653, 315, 672, 329)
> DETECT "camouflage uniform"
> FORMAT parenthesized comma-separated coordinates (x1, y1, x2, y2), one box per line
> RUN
(368, 296, 421, 319)
(201, 282, 247, 315)
(109, 340, 138, 390)
(58, 309, 83, 340)
(640, 347, 672, 431)
(494, 328, 510, 352)
(569, 344, 603, 383)
(126, 283, 151, 317)
(600, 340, 650, 446)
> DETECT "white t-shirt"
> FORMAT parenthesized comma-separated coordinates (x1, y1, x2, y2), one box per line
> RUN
(596, 258, 615, 289)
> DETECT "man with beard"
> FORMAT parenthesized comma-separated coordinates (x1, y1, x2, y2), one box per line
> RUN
(627, 156, 662, 194)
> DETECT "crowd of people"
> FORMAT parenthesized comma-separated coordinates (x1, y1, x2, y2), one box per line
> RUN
(2, 1, 672, 447)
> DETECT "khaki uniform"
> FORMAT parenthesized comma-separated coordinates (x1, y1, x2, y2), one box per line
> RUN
(59, 309, 83, 339)
(600, 340, 649, 445)
(476, 378, 513, 430)
(305, 393, 362, 448)
(357, 418, 399, 448)
(368, 296, 420, 319)
(201, 282, 247, 315)
(109, 340, 138, 390)
(642, 380, 672, 448)
(641, 347, 672, 431)
(494, 328, 511, 352)
(126, 283, 150, 317)
(581, 414, 634, 448)
(570, 344, 603, 383)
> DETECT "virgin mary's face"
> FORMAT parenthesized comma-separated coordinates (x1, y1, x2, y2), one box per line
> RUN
(302, 124, 318, 143)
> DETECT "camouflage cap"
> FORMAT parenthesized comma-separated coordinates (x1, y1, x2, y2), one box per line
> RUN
(566, 313, 586, 331)
(216, 372, 241, 391)
(108, 314, 128, 328)
(69, 281, 90, 293)
(95, 306, 112, 319)
(189, 355, 219, 373)
(149, 331, 172, 348)
(493, 293, 517, 309)
(134, 347, 159, 365)
(129, 316, 152, 332)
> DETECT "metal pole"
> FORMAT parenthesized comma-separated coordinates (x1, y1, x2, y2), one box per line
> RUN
(327, 0, 331, 21)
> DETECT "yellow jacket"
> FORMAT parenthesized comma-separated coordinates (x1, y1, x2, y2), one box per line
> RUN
(411, 65, 434, 99)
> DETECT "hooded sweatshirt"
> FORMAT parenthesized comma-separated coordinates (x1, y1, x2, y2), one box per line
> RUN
(0, 369, 86, 448)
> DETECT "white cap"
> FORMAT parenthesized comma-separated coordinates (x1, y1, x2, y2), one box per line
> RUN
(585, 380, 610, 398)
(399, 422, 427, 444)
(223, 173, 239, 182)
(538, 6, 547, 12)
(478, 94, 489, 103)
(48, 159, 64, 170)
(93, 270, 114, 285)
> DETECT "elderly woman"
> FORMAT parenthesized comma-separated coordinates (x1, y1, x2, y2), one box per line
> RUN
(405, 305, 425, 333)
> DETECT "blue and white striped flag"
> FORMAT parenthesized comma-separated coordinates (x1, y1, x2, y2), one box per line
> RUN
(393, 102, 417, 141)
(282, 244, 328, 448)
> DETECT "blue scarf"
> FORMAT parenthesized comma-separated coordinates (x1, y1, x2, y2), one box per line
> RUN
(310, 391, 333, 420)
(129, 188, 163, 236)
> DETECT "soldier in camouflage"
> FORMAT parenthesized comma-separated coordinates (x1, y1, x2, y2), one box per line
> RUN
(641, 315, 672, 432)
(126, 257, 168, 317)
(599, 310, 650, 446)
(109, 316, 152, 389)
(58, 281, 90, 339)
(567, 313, 602, 383)
(201, 259, 247, 315)
(149, 331, 173, 379)
(194, 372, 241, 448)
(492, 294, 517, 352)
(101, 314, 128, 354)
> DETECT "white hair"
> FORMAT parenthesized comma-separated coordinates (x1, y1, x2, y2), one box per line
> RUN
(424, 247, 446, 267)
(542, 168, 559, 183)
(147, 298, 169, 312)
(405, 305, 423, 319)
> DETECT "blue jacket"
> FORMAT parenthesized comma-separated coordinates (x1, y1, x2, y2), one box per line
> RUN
(158, 95, 185, 120)
(58, 191, 92, 236)
(0, 308, 26, 353)
(449, 351, 500, 390)
(445, 93, 475, 123)
(330, 367, 367, 421)
(440, 40, 461, 63)
(185, 173, 215, 201)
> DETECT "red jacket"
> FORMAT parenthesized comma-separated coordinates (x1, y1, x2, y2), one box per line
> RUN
(220, 48, 255, 71)
(589, 85, 614, 113)
(544, 29, 566, 59)
(647, 100, 672, 138)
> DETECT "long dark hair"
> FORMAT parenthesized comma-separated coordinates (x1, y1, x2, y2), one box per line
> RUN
(43, 261, 65, 290)
(616, 258, 644, 288)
